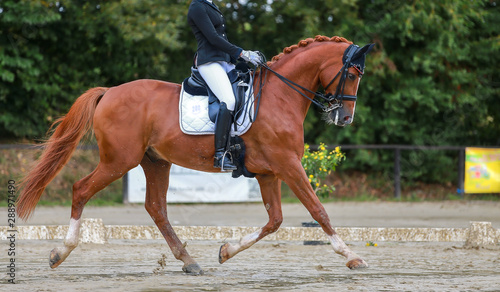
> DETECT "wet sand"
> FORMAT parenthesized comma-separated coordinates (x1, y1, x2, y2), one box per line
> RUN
(2, 201, 500, 291)
(7, 240, 500, 291)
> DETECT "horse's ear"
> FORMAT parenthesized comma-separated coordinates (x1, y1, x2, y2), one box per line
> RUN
(354, 43, 375, 58)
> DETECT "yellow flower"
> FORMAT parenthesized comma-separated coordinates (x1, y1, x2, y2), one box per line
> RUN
(315, 183, 320, 187)
(308, 178, 312, 183)
(335, 146, 340, 153)
(304, 155, 308, 158)
(309, 174, 314, 178)
(374, 243, 378, 247)
(305, 144, 310, 149)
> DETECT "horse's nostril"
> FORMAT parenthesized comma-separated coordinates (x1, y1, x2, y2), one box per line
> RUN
(344, 116, 351, 122)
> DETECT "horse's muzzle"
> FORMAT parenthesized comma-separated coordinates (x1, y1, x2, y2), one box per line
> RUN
(329, 108, 353, 127)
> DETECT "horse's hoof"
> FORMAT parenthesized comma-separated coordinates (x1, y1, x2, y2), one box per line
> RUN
(218, 243, 230, 264)
(182, 263, 204, 275)
(49, 248, 62, 269)
(346, 258, 368, 270)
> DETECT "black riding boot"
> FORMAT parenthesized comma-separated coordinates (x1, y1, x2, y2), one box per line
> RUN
(214, 102, 237, 171)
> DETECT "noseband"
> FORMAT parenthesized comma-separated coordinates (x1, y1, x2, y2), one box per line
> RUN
(258, 44, 363, 113)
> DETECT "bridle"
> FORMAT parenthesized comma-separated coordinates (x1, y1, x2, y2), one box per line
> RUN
(257, 44, 363, 113)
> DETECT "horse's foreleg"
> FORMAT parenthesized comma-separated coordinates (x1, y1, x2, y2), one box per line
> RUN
(50, 162, 132, 268)
(141, 156, 203, 275)
(283, 162, 368, 269)
(219, 174, 283, 263)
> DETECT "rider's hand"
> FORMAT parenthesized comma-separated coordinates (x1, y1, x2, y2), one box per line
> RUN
(240, 50, 263, 66)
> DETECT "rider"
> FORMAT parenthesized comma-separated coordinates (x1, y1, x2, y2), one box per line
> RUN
(187, 0, 262, 171)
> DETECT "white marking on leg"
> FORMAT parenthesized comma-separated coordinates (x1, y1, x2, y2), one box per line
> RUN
(328, 233, 360, 261)
(60, 218, 81, 256)
(225, 230, 261, 258)
(51, 218, 82, 267)
(65, 218, 81, 248)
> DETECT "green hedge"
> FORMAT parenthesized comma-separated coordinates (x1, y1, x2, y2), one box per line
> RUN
(1, 0, 498, 184)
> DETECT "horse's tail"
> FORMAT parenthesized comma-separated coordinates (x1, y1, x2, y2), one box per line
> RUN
(17, 87, 109, 220)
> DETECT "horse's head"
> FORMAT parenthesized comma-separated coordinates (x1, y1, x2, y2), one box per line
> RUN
(321, 43, 375, 127)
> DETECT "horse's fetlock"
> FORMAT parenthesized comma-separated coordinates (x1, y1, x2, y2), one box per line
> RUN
(172, 248, 189, 261)
(64, 239, 78, 249)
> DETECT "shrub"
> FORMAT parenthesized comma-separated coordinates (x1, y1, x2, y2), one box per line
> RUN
(301, 143, 345, 198)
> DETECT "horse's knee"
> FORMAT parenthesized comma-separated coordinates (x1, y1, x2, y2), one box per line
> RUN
(265, 216, 283, 234)
(272, 216, 283, 231)
(144, 199, 159, 216)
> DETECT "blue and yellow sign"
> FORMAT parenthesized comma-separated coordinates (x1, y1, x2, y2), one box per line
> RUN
(464, 148, 500, 193)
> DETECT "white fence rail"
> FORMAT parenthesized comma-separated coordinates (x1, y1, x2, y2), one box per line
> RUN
(1, 219, 498, 248)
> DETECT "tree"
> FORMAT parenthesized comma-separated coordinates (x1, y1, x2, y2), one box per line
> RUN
(1, 0, 498, 185)
(0, 1, 62, 138)
(0, 0, 189, 140)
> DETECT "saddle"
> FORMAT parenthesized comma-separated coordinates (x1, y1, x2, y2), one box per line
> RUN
(182, 63, 252, 124)
(179, 63, 256, 178)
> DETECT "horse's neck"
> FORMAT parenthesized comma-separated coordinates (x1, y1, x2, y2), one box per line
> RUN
(260, 47, 324, 119)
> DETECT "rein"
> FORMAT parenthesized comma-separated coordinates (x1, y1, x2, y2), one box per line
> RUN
(256, 44, 361, 113)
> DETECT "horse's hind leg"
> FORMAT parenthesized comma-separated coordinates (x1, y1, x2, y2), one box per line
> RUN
(49, 159, 137, 268)
(140, 154, 203, 275)
(219, 174, 283, 263)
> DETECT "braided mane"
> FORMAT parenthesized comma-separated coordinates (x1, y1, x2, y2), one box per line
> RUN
(268, 35, 352, 65)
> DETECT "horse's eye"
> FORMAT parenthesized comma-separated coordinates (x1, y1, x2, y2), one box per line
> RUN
(348, 73, 356, 81)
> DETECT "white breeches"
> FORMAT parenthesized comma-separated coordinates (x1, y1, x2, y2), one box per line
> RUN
(198, 61, 236, 111)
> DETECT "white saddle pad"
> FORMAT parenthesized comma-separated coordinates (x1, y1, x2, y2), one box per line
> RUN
(179, 81, 254, 136)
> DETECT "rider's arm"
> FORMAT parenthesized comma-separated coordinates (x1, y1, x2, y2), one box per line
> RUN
(187, 2, 242, 60)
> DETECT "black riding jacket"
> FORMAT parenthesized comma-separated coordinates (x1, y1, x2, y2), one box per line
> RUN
(187, 0, 242, 66)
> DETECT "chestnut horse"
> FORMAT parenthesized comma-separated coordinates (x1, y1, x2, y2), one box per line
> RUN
(17, 35, 374, 275)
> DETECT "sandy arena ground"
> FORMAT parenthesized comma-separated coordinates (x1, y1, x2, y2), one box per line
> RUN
(6, 240, 500, 292)
(2, 201, 500, 291)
